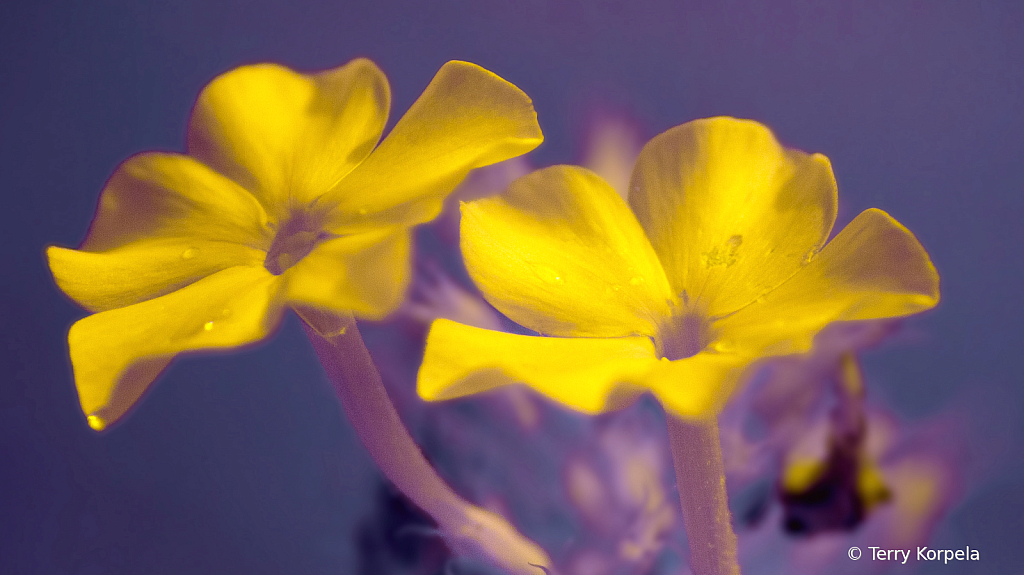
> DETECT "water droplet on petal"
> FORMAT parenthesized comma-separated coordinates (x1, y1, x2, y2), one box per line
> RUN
(87, 414, 106, 431)
(535, 265, 564, 285)
(180, 247, 199, 260)
(204, 321, 214, 331)
(711, 340, 735, 353)
(220, 308, 232, 318)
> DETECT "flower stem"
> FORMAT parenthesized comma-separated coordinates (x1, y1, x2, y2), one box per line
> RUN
(298, 309, 554, 575)
(666, 415, 741, 575)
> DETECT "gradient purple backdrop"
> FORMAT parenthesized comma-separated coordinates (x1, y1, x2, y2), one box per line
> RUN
(2, 1, 1022, 573)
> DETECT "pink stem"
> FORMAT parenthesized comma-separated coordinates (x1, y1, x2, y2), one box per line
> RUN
(299, 310, 554, 575)
(667, 415, 741, 575)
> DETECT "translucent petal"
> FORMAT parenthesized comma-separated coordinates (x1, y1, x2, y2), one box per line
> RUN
(79, 152, 270, 251)
(715, 209, 940, 356)
(324, 61, 543, 231)
(461, 166, 674, 338)
(48, 153, 270, 311)
(418, 319, 660, 413)
(48, 240, 264, 313)
(629, 117, 838, 318)
(187, 59, 390, 216)
(68, 266, 283, 428)
(281, 228, 411, 320)
(644, 352, 756, 419)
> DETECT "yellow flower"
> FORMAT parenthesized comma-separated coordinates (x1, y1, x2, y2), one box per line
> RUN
(48, 59, 542, 430)
(418, 117, 938, 419)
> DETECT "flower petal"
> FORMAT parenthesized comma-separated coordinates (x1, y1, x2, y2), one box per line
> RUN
(323, 61, 543, 231)
(187, 59, 390, 216)
(644, 352, 756, 419)
(48, 240, 265, 313)
(48, 153, 270, 312)
(281, 228, 411, 320)
(715, 209, 940, 356)
(418, 319, 659, 413)
(461, 166, 674, 338)
(69, 266, 283, 429)
(629, 117, 838, 318)
(80, 152, 270, 251)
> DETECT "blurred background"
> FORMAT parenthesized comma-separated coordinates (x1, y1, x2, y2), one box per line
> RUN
(2, 1, 1022, 573)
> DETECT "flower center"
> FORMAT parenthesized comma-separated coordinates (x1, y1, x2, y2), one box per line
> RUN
(263, 211, 334, 275)
(658, 298, 717, 360)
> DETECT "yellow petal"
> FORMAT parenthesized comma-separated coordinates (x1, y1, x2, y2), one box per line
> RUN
(715, 208, 939, 355)
(48, 153, 270, 311)
(281, 228, 411, 320)
(187, 59, 390, 216)
(644, 352, 756, 419)
(80, 152, 270, 251)
(418, 319, 659, 413)
(629, 117, 838, 318)
(69, 266, 283, 428)
(461, 166, 674, 338)
(48, 240, 265, 313)
(323, 61, 543, 231)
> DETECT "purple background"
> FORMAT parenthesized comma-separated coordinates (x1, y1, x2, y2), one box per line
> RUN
(2, 1, 1022, 573)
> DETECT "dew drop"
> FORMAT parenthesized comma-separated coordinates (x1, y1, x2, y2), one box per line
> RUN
(711, 340, 736, 353)
(87, 414, 106, 431)
(322, 325, 348, 338)
(204, 321, 214, 331)
(535, 265, 564, 284)
(220, 308, 232, 319)
(180, 247, 199, 260)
